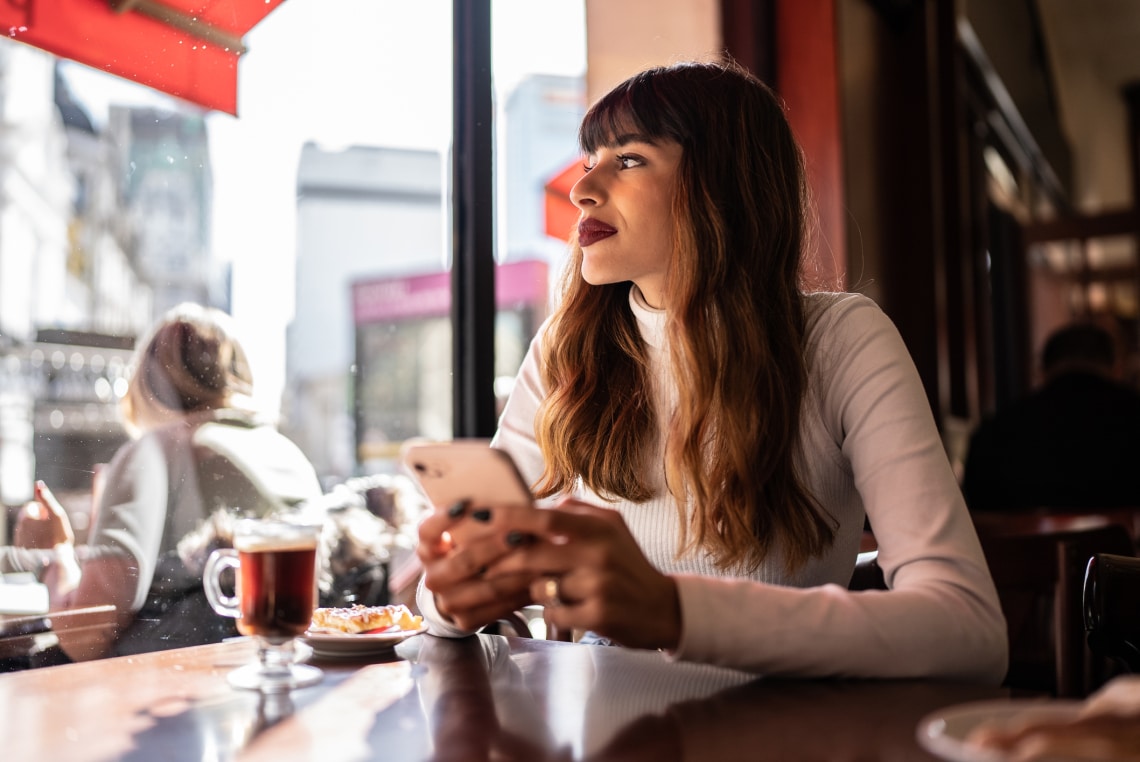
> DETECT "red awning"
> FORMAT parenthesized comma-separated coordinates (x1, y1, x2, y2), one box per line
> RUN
(543, 158, 583, 242)
(1, 0, 285, 115)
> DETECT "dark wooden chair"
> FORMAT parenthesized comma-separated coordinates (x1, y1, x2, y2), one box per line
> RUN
(975, 520, 1134, 697)
(972, 508, 1140, 549)
(1083, 552, 1140, 674)
(848, 549, 886, 591)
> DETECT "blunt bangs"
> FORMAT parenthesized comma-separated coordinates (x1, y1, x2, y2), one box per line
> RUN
(578, 69, 687, 154)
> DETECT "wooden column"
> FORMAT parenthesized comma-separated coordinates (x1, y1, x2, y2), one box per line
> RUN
(1125, 82, 1140, 360)
(720, 0, 846, 290)
(720, 0, 776, 85)
(774, 0, 847, 290)
(1126, 83, 1140, 209)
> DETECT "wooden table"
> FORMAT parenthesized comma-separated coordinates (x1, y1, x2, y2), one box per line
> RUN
(0, 634, 1011, 761)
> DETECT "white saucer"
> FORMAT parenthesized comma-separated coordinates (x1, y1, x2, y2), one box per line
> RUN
(300, 625, 428, 659)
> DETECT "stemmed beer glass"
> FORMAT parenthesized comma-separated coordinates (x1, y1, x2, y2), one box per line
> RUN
(204, 518, 323, 691)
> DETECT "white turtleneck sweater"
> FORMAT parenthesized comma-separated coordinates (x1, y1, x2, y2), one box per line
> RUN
(419, 288, 1008, 684)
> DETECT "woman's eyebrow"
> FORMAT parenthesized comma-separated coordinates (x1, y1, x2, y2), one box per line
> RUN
(605, 132, 657, 148)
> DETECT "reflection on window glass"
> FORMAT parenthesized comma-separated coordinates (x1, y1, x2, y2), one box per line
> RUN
(0, 1, 458, 529)
(0, 0, 583, 572)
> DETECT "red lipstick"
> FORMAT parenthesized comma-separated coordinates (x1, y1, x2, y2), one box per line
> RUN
(577, 218, 617, 247)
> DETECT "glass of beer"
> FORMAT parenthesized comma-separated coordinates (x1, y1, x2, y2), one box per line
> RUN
(203, 518, 323, 691)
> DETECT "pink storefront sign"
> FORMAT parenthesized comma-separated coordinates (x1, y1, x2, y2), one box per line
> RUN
(352, 260, 548, 324)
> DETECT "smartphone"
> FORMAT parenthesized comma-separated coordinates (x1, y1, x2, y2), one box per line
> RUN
(400, 439, 535, 547)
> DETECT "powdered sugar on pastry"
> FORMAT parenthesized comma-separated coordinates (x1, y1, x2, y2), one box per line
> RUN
(310, 604, 423, 634)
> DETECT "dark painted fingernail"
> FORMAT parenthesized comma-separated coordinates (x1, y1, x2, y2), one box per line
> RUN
(505, 530, 531, 547)
(471, 508, 492, 523)
(448, 500, 468, 518)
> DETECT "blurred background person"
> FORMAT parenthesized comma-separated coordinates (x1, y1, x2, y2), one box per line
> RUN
(962, 322, 1140, 513)
(1, 480, 80, 591)
(37, 303, 322, 662)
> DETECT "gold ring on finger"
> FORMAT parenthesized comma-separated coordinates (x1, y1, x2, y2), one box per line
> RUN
(542, 576, 562, 607)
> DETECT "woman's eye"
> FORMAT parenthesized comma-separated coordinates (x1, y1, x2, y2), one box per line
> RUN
(581, 153, 643, 172)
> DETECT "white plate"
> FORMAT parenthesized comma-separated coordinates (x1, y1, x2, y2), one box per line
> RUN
(916, 699, 1084, 762)
(300, 625, 428, 659)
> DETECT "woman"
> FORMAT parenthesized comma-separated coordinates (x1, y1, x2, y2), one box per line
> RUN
(416, 60, 1007, 682)
(49, 303, 322, 660)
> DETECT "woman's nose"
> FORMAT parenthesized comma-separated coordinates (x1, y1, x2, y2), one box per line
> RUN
(569, 169, 600, 210)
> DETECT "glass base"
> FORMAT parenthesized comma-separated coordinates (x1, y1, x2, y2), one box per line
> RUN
(227, 639, 322, 692)
(227, 661, 323, 692)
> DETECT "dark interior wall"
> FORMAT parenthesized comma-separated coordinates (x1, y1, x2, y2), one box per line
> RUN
(720, 0, 1008, 430)
(964, 0, 1072, 194)
(720, 0, 1091, 437)
(835, 0, 1059, 424)
(836, 0, 953, 423)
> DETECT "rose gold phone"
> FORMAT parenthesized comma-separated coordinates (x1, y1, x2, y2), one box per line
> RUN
(401, 439, 534, 547)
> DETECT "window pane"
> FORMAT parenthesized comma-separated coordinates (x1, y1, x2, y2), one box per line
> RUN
(0, 0, 453, 548)
(490, 0, 587, 411)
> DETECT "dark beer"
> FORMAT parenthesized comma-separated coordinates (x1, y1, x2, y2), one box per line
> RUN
(235, 540, 317, 642)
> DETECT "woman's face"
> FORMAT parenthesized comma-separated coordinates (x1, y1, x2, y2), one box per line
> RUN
(569, 133, 683, 309)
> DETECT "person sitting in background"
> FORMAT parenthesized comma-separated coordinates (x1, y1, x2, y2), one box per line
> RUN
(32, 303, 321, 661)
(962, 322, 1140, 512)
(1, 480, 81, 596)
(416, 60, 1007, 682)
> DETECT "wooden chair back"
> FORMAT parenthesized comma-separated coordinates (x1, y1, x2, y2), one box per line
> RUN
(975, 520, 1134, 697)
(1083, 552, 1140, 674)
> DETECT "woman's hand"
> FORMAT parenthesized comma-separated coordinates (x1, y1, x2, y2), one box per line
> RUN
(416, 501, 536, 631)
(486, 498, 682, 651)
(14, 481, 75, 549)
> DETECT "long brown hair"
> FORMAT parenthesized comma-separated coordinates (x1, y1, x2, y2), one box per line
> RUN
(122, 303, 255, 435)
(534, 60, 835, 573)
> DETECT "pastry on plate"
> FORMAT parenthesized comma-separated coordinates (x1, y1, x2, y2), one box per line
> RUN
(309, 603, 423, 635)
